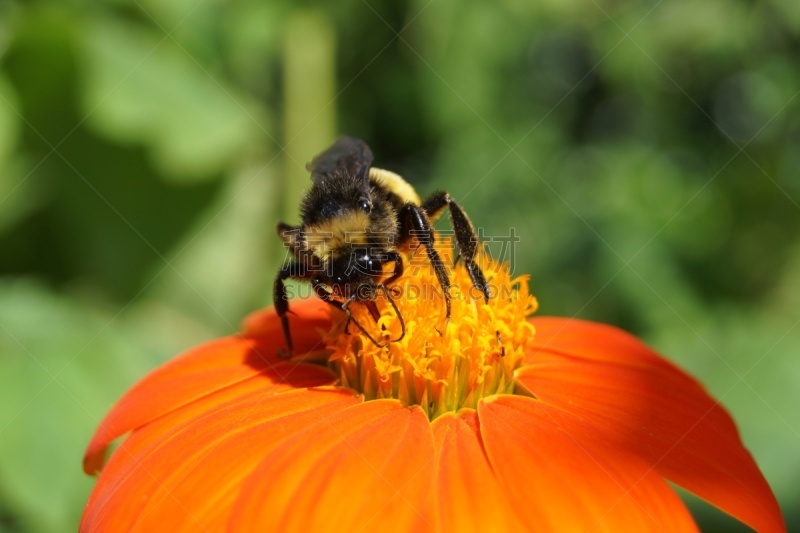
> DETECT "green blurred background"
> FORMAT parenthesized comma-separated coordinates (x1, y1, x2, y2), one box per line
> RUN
(0, 0, 798, 531)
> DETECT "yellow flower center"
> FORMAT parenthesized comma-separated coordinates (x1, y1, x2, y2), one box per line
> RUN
(325, 239, 538, 420)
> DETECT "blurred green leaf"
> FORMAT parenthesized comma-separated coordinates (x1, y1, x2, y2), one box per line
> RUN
(78, 16, 266, 182)
(225, 3, 287, 92)
(282, 10, 336, 217)
(145, 161, 281, 333)
(0, 280, 160, 532)
(0, 76, 38, 236)
(0, 76, 18, 163)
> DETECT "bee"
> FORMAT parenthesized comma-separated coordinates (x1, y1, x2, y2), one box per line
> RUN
(274, 136, 490, 355)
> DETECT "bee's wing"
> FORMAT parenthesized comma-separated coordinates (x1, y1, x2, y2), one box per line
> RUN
(307, 136, 374, 184)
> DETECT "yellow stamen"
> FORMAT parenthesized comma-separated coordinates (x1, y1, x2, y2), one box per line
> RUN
(325, 238, 538, 420)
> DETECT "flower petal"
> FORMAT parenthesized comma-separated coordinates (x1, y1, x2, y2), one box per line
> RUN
(84, 358, 335, 475)
(518, 317, 785, 533)
(80, 387, 360, 532)
(241, 297, 333, 337)
(429, 410, 527, 531)
(84, 370, 339, 513)
(479, 395, 699, 532)
(84, 299, 335, 475)
(230, 400, 435, 532)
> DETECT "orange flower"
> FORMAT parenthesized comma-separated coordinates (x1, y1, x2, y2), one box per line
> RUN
(82, 252, 785, 532)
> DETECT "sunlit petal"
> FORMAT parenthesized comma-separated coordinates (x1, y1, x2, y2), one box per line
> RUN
(84, 299, 335, 475)
(429, 410, 527, 531)
(518, 316, 785, 533)
(230, 400, 435, 532)
(479, 395, 699, 532)
(81, 387, 359, 532)
(83, 367, 338, 515)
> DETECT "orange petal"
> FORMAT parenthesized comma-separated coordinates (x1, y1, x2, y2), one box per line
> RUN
(84, 357, 335, 475)
(518, 316, 785, 533)
(84, 367, 339, 513)
(84, 299, 334, 475)
(479, 395, 699, 532)
(241, 297, 333, 337)
(80, 387, 360, 532)
(230, 400, 435, 532)
(429, 410, 527, 531)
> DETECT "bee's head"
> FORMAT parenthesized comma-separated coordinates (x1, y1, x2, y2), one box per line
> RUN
(315, 248, 386, 299)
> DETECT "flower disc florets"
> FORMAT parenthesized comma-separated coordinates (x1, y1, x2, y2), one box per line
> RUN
(325, 239, 538, 420)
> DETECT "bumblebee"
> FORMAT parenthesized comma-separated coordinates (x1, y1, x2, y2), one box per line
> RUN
(274, 136, 489, 354)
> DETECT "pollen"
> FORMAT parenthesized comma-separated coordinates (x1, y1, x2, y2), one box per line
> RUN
(325, 238, 538, 420)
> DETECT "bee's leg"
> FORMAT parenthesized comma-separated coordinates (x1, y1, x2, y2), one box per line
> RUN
(383, 250, 404, 286)
(421, 191, 490, 303)
(341, 295, 385, 349)
(313, 284, 379, 339)
(311, 279, 358, 334)
(312, 280, 345, 313)
(379, 284, 406, 343)
(423, 192, 504, 355)
(398, 204, 452, 325)
(365, 300, 381, 323)
(276, 222, 302, 255)
(378, 253, 406, 343)
(273, 261, 308, 358)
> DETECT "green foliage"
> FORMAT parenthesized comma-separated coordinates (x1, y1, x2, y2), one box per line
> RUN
(0, 281, 161, 531)
(79, 15, 265, 181)
(0, 0, 798, 530)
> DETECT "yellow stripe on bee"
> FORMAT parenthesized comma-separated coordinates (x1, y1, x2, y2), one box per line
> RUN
(305, 211, 372, 260)
(370, 168, 421, 206)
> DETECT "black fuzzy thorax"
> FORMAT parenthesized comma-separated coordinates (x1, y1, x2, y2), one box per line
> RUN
(301, 169, 365, 226)
(299, 170, 405, 251)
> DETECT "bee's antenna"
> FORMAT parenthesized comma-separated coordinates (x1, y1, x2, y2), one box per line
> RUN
(379, 285, 406, 343)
